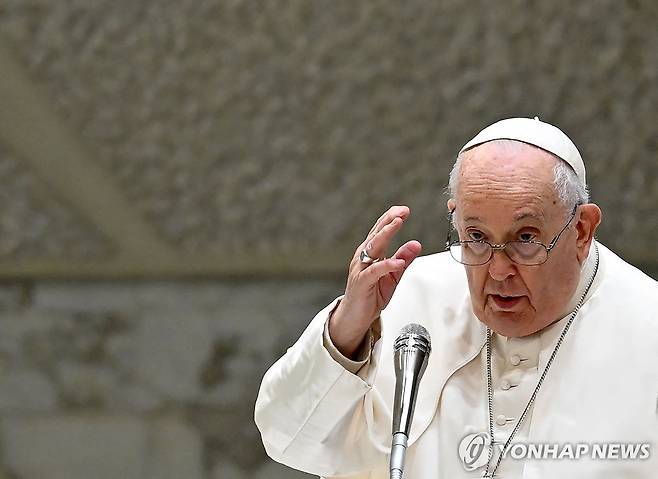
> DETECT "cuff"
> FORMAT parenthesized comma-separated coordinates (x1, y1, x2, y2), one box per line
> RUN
(323, 310, 374, 375)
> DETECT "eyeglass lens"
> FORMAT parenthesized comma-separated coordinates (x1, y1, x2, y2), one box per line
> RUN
(450, 241, 548, 266)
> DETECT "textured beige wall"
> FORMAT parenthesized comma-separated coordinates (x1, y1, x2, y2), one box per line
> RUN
(0, 0, 656, 275)
(0, 1, 656, 478)
(0, 280, 332, 478)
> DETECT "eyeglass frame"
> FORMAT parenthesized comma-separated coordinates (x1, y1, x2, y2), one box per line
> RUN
(445, 203, 581, 266)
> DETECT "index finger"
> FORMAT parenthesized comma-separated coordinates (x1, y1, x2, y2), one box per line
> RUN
(365, 205, 410, 244)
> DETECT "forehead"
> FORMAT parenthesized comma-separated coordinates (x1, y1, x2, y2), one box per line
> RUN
(455, 141, 561, 222)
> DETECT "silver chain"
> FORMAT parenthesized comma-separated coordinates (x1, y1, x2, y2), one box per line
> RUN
(482, 243, 600, 478)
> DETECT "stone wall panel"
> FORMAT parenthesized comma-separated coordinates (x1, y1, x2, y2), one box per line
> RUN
(0, 280, 335, 477)
(0, 1, 654, 268)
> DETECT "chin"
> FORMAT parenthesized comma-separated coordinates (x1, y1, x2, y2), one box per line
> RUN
(482, 308, 536, 338)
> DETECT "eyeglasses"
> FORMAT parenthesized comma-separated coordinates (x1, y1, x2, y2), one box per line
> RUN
(445, 204, 580, 266)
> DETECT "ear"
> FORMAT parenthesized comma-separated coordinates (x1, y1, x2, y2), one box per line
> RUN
(447, 198, 456, 212)
(575, 203, 602, 263)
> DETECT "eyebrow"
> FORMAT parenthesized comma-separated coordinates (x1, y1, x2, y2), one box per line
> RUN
(513, 211, 545, 222)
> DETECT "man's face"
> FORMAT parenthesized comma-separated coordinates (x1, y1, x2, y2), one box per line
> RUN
(452, 142, 583, 337)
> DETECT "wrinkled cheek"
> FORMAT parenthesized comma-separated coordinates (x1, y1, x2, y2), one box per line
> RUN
(524, 297, 537, 314)
(468, 297, 485, 324)
(465, 268, 487, 310)
(469, 292, 488, 318)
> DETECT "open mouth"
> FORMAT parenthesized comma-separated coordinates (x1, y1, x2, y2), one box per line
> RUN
(490, 294, 523, 310)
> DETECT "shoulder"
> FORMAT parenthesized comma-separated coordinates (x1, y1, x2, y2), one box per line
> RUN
(597, 242, 658, 301)
(383, 251, 472, 329)
(586, 242, 658, 342)
(394, 251, 468, 298)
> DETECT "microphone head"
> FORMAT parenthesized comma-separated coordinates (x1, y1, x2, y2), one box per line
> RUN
(394, 323, 431, 354)
(399, 323, 430, 340)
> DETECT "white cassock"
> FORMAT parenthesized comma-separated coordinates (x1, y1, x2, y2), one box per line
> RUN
(255, 241, 658, 478)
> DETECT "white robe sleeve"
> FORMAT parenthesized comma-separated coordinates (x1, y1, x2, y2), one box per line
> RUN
(254, 298, 388, 477)
(322, 312, 374, 374)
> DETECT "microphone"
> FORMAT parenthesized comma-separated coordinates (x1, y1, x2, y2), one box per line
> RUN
(390, 323, 432, 479)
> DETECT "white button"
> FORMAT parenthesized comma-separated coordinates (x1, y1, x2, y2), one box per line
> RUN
(510, 354, 521, 366)
(500, 379, 511, 390)
(496, 414, 508, 426)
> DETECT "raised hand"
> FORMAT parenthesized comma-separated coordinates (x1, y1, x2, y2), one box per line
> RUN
(328, 205, 422, 358)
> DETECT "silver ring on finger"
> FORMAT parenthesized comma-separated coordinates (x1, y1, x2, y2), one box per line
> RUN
(360, 249, 379, 264)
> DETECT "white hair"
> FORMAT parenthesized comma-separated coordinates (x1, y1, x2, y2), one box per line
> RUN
(448, 139, 589, 213)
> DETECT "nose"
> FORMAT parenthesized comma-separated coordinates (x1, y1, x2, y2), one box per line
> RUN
(488, 249, 516, 281)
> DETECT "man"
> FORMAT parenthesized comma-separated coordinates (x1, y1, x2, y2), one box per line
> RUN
(255, 118, 658, 478)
